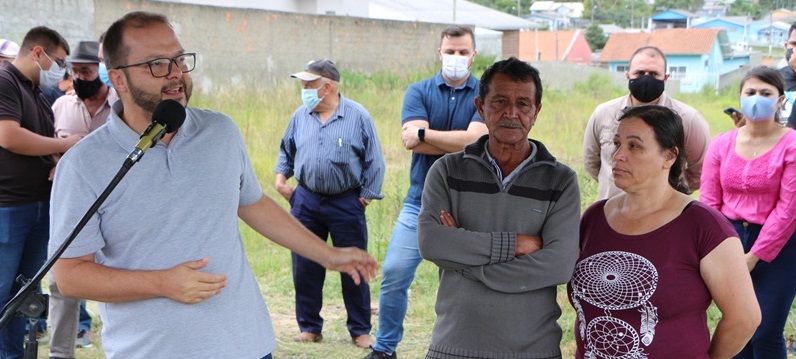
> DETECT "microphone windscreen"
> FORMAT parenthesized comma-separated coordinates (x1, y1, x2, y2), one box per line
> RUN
(152, 99, 186, 133)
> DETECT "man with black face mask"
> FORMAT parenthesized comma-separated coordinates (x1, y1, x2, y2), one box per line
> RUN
(48, 40, 117, 359)
(778, 22, 796, 129)
(52, 40, 117, 138)
(583, 46, 711, 199)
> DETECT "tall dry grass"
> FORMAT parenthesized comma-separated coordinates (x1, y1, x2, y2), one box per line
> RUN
(36, 64, 796, 358)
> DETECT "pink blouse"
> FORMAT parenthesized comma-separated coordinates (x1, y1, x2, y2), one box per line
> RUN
(700, 128, 796, 262)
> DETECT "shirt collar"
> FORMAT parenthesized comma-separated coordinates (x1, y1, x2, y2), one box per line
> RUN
(2, 61, 35, 91)
(434, 71, 477, 91)
(108, 100, 195, 151)
(483, 140, 538, 184)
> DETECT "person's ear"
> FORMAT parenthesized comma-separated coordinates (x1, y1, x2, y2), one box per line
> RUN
(108, 68, 127, 92)
(663, 147, 678, 168)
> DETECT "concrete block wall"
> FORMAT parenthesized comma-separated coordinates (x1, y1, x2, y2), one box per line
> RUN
(0, 0, 448, 92)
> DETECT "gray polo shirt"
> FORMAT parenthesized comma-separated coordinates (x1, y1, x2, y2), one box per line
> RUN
(49, 101, 276, 358)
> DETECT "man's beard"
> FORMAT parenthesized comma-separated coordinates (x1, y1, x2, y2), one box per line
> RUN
(124, 70, 192, 114)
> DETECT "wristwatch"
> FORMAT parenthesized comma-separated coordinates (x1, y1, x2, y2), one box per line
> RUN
(418, 127, 426, 142)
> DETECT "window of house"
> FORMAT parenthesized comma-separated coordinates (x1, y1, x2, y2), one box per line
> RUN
(616, 65, 629, 73)
(669, 66, 687, 79)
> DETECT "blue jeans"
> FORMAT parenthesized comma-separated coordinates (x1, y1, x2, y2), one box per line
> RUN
(0, 200, 50, 359)
(78, 300, 91, 332)
(372, 203, 423, 354)
(731, 219, 796, 359)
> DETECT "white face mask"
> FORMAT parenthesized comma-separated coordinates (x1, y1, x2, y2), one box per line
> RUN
(37, 52, 65, 88)
(441, 54, 471, 81)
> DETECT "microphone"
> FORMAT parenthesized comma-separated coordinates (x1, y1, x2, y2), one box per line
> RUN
(126, 99, 186, 164)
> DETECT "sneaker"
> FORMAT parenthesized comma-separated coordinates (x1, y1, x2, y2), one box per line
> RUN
(76, 329, 93, 348)
(363, 349, 397, 359)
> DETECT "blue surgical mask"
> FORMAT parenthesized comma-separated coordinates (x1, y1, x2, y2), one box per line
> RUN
(740, 95, 779, 122)
(37, 53, 65, 88)
(98, 62, 112, 88)
(301, 87, 324, 110)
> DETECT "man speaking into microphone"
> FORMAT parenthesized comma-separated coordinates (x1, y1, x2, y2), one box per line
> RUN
(47, 11, 378, 359)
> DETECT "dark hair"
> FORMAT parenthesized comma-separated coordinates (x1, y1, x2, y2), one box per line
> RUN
(103, 11, 170, 68)
(618, 105, 689, 194)
(740, 66, 785, 123)
(440, 25, 476, 49)
(629, 46, 667, 73)
(789, 22, 796, 38)
(740, 66, 784, 96)
(479, 57, 542, 107)
(19, 26, 69, 57)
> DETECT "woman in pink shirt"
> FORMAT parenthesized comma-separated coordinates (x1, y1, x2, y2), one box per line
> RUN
(701, 66, 796, 358)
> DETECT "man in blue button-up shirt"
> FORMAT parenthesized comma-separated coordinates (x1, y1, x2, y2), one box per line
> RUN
(275, 59, 385, 348)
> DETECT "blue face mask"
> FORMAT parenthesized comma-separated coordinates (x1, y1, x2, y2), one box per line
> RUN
(98, 62, 112, 88)
(301, 87, 324, 110)
(740, 95, 779, 122)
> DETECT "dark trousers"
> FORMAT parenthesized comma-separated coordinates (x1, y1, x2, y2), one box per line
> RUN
(289, 185, 371, 337)
(731, 219, 796, 359)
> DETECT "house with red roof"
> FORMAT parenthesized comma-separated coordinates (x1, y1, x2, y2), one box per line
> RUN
(597, 28, 752, 92)
(502, 29, 592, 64)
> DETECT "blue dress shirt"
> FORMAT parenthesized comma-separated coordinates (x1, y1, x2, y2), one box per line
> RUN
(276, 94, 385, 199)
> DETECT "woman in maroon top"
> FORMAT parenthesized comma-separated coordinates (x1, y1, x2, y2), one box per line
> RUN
(568, 105, 759, 359)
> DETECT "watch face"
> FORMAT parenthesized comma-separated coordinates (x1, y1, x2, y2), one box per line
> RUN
(418, 128, 425, 141)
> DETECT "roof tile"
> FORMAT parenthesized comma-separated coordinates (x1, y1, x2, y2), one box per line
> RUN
(598, 28, 721, 62)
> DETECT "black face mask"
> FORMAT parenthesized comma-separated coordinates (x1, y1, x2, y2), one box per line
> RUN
(628, 74, 665, 103)
(74, 76, 104, 99)
(787, 48, 793, 63)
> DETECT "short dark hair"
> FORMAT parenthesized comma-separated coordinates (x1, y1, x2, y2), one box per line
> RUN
(440, 25, 476, 49)
(789, 22, 796, 38)
(19, 26, 69, 57)
(618, 105, 688, 194)
(479, 57, 542, 107)
(629, 46, 667, 73)
(103, 11, 170, 68)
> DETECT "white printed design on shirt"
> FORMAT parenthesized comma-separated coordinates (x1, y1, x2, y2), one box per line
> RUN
(570, 251, 659, 359)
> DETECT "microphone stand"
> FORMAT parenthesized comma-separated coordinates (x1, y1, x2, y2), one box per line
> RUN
(0, 126, 166, 359)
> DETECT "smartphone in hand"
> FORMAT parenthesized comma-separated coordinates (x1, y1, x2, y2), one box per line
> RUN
(723, 106, 739, 116)
(724, 106, 745, 127)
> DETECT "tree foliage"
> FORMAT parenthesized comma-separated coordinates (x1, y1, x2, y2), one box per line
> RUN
(585, 24, 608, 50)
(654, 0, 705, 12)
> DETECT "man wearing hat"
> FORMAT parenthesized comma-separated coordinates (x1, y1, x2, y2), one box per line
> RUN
(52, 40, 117, 137)
(48, 40, 118, 359)
(275, 58, 385, 348)
(0, 39, 20, 61)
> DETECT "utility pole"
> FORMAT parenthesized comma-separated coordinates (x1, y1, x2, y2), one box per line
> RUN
(453, 0, 457, 22)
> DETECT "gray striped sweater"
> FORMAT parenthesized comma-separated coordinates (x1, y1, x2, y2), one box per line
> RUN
(418, 135, 580, 359)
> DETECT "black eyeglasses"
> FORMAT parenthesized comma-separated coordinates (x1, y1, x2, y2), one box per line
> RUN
(115, 53, 196, 78)
(43, 51, 67, 70)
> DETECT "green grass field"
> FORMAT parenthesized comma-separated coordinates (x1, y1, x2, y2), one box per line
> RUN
(35, 64, 796, 358)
